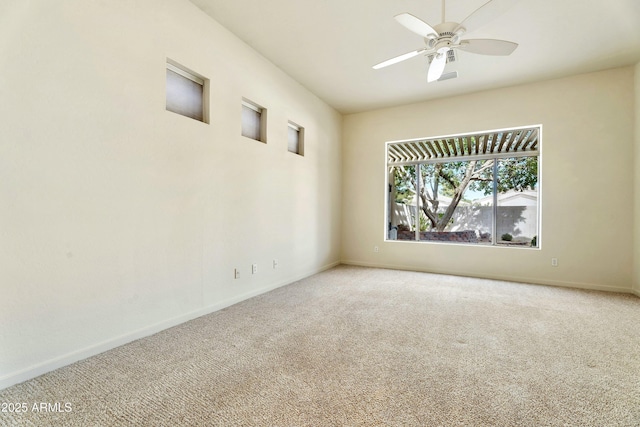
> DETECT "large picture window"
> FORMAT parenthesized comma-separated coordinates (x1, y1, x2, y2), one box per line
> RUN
(386, 126, 540, 248)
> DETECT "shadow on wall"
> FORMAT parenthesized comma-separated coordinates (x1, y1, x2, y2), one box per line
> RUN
(452, 205, 535, 240)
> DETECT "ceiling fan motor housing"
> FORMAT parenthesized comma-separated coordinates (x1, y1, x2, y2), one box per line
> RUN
(431, 22, 464, 45)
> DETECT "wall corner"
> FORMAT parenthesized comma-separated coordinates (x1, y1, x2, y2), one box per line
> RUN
(634, 63, 640, 295)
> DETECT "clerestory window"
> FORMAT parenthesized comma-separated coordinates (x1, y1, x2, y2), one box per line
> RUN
(386, 125, 541, 248)
(165, 59, 209, 123)
(241, 99, 266, 142)
(287, 121, 304, 156)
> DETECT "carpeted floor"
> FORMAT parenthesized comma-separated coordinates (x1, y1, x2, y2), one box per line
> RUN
(1, 265, 639, 426)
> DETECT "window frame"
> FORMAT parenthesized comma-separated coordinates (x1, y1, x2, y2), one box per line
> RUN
(384, 125, 542, 249)
(287, 121, 304, 156)
(165, 59, 209, 124)
(241, 98, 267, 143)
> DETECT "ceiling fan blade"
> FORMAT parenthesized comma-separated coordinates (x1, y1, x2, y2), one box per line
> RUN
(395, 13, 438, 38)
(427, 50, 448, 83)
(438, 71, 458, 82)
(373, 48, 427, 70)
(455, 0, 518, 34)
(461, 39, 518, 55)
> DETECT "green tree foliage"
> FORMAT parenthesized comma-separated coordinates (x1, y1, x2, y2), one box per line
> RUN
(474, 157, 538, 195)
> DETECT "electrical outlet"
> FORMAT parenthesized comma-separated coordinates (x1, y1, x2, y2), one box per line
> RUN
(273, 259, 278, 269)
(551, 258, 558, 267)
(234, 268, 240, 279)
(252, 264, 257, 274)
(374, 246, 379, 253)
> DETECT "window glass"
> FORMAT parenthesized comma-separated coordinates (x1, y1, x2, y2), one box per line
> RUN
(166, 61, 207, 123)
(386, 127, 539, 248)
(495, 157, 539, 247)
(242, 103, 262, 141)
(288, 122, 303, 155)
(241, 100, 267, 142)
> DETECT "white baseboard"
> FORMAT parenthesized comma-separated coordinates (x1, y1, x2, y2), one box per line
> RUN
(0, 261, 340, 391)
(341, 260, 634, 295)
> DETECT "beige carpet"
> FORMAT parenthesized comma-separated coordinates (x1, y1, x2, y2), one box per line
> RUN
(1, 265, 639, 426)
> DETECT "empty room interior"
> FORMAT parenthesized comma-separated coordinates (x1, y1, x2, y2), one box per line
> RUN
(1, 0, 639, 425)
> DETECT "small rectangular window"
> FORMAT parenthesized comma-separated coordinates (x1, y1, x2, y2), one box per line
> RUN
(166, 60, 209, 123)
(287, 121, 304, 156)
(241, 99, 266, 142)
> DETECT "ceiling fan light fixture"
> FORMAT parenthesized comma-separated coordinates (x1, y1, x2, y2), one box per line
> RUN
(374, 0, 518, 76)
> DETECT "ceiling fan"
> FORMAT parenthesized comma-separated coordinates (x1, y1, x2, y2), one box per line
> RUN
(373, 0, 519, 82)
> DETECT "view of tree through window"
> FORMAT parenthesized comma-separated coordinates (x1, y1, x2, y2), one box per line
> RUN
(386, 127, 540, 248)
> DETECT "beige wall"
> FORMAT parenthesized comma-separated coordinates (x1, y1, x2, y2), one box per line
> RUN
(0, 0, 342, 388)
(635, 63, 640, 296)
(1, 0, 637, 392)
(342, 67, 635, 293)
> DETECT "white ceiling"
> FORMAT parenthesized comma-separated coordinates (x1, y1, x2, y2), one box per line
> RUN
(189, 0, 640, 114)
